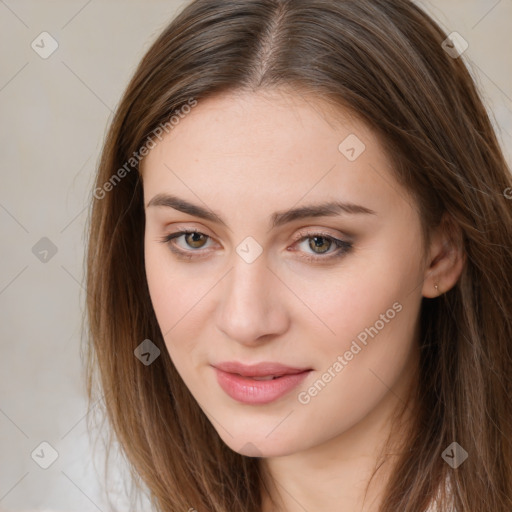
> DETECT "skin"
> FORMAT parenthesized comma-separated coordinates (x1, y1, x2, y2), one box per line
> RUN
(141, 88, 465, 511)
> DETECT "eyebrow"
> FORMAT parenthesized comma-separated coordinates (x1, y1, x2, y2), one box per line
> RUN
(146, 193, 377, 229)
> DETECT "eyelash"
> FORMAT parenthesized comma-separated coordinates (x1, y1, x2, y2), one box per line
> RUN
(158, 228, 353, 263)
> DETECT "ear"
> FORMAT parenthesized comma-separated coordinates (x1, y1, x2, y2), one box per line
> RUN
(421, 213, 466, 298)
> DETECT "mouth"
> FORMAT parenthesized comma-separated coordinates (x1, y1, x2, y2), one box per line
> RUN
(211, 362, 313, 405)
(212, 360, 312, 378)
(243, 375, 283, 381)
(233, 373, 302, 381)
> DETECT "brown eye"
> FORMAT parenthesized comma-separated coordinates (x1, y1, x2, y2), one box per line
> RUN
(293, 231, 353, 263)
(307, 236, 332, 254)
(158, 229, 213, 257)
(183, 231, 208, 249)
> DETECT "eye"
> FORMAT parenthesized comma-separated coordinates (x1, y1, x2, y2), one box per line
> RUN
(158, 228, 353, 263)
(291, 230, 353, 263)
(158, 228, 213, 260)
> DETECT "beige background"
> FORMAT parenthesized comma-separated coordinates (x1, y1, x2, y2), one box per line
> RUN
(0, 1, 511, 511)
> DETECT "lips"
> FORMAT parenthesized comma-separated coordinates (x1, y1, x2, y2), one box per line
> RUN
(212, 361, 312, 378)
(212, 361, 313, 404)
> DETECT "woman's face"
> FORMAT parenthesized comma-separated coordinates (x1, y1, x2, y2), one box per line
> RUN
(142, 88, 428, 458)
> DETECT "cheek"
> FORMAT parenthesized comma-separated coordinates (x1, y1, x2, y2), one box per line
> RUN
(299, 226, 423, 387)
(312, 294, 420, 425)
(144, 237, 216, 362)
(145, 242, 174, 329)
(144, 239, 191, 341)
(303, 244, 420, 344)
(295, 274, 420, 440)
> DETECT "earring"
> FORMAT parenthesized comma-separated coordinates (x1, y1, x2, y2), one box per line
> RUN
(434, 283, 439, 295)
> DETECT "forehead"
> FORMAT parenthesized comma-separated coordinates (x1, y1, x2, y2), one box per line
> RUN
(140, 88, 406, 220)
(142, 87, 376, 165)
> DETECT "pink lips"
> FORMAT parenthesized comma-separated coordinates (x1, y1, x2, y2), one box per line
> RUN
(212, 361, 312, 404)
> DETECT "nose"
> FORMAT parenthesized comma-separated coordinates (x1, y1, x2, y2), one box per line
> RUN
(214, 253, 290, 346)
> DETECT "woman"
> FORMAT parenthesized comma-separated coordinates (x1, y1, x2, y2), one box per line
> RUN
(85, 0, 512, 510)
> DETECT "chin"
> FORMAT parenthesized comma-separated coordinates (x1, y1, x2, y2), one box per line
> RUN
(216, 426, 302, 458)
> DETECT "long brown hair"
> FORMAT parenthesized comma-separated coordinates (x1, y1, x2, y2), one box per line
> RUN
(84, 0, 512, 510)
